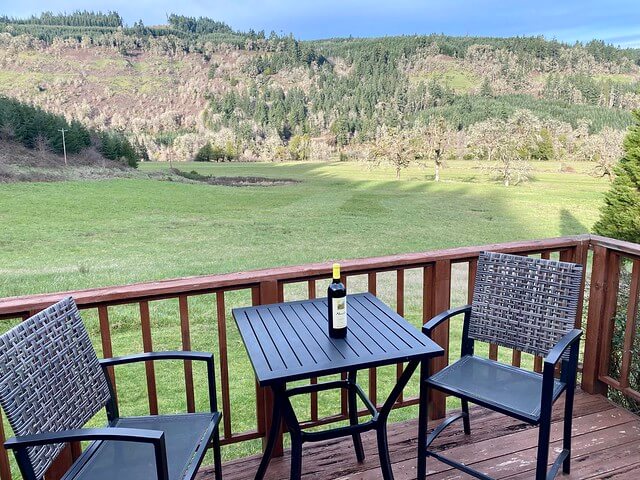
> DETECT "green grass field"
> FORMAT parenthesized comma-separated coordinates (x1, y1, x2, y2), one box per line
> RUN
(0, 160, 607, 469)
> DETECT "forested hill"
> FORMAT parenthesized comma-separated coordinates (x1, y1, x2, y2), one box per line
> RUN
(1, 10, 639, 165)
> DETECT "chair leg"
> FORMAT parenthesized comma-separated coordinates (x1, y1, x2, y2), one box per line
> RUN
(212, 426, 223, 480)
(461, 399, 471, 435)
(535, 411, 552, 480)
(348, 370, 365, 462)
(563, 386, 576, 474)
(417, 361, 429, 480)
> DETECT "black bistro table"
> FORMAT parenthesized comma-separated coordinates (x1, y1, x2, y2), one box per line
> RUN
(233, 292, 443, 480)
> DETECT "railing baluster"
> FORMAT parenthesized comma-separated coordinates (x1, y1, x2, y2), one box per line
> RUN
(558, 249, 571, 262)
(511, 350, 521, 367)
(396, 268, 405, 404)
(467, 259, 477, 303)
(98, 306, 117, 400)
(574, 242, 590, 329)
(251, 286, 267, 437)
(216, 292, 233, 440)
(619, 260, 640, 389)
(488, 344, 498, 361)
(0, 409, 11, 480)
(368, 272, 378, 406)
(533, 356, 543, 373)
(277, 282, 284, 303)
(178, 296, 195, 413)
(139, 301, 159, 415)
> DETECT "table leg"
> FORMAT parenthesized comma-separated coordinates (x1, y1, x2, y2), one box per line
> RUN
(376, 359, 421, 480)
(417, 359, 429, 480)
(280, 393, 303, 480)
(348, 370, 365, 462)
(255, 384, 284, 480)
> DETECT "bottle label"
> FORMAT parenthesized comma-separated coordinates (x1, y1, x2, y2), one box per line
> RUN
(333, 297, 347, 329)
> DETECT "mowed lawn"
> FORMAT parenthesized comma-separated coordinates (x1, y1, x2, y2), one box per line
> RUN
(0, 160, 607, 466)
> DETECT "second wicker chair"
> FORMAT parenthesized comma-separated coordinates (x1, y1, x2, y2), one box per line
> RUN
(418, 251, 584, 480)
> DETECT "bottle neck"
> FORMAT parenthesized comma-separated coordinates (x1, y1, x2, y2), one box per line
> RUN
(332, 263, 341, 282)
(332, 277, 341, 284)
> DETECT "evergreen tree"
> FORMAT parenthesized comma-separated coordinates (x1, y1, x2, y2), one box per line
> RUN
(194, 142, 213, 161)
(593, 110, 640, 243)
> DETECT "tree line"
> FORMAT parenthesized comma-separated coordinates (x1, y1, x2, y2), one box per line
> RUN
(0, 97, 140, 167)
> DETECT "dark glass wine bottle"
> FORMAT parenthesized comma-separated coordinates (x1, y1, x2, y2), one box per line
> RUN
(328, 263, 347, 338)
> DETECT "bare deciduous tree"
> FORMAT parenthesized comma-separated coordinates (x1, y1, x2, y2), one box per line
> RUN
(414, 117, 453, 181)
(368, 125, 416, 179)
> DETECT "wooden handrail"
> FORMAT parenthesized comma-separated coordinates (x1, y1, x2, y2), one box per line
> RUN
(589, 234, 640, 258)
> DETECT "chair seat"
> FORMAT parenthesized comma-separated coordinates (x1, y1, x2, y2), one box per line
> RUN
(427, 355, 565, 422)
(65, 413, 221, 480)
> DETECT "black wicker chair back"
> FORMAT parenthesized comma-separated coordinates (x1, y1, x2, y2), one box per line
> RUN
(469, 251, 583, 357)
(0, 297, 111, 479)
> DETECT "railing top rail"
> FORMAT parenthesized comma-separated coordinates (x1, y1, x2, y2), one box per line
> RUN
(0, 235, 590, 319)
(589, 234, 640, 258)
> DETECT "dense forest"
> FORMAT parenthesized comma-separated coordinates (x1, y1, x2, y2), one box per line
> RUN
(1, 10, 639, 177)
(0, 96, 139, 167)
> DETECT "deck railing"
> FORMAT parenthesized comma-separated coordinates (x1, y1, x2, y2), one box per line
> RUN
(0, 234, 638, 480)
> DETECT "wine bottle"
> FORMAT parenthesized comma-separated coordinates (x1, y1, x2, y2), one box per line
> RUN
(328, 263, 347, 338)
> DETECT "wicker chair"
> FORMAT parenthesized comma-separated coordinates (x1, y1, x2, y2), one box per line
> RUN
(0, 297, 222, 480)
(418, 252, 583, 480)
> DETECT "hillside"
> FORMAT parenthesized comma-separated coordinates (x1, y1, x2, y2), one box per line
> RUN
(0, 137, 136, 182)
(1, 11, 639, 165)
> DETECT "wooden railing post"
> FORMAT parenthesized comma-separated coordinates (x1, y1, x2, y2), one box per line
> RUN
(582, 246, 619, 394)
(43, 447, 74, 480)
(424, 260, 451, 420)
(256, 280, 284, 457)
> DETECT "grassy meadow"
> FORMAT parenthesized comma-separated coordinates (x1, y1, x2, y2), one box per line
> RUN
(0, 159, 607, 467)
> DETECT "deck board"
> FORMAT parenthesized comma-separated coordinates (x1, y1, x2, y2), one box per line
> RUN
(198, 390, 640, 479)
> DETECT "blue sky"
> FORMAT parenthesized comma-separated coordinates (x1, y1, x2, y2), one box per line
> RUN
(1, 0, 640, 47)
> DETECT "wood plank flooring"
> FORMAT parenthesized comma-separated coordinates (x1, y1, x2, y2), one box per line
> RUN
(198, 390, 640, 479)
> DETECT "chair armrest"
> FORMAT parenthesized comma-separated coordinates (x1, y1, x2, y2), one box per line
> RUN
(100, 351, 218, 413)
(99, 351, 213, 367)
(5, 428, 169, 480)
(423, 305, 471, 337)
(544, 329, 583, 367)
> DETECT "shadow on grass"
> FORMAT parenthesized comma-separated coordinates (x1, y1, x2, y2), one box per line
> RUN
(560, 208, 589, 236)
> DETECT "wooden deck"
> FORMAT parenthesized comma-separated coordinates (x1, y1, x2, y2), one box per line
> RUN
(198, 390, 640, 479)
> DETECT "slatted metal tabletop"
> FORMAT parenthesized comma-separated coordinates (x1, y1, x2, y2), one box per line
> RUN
(233, 292, 443, 386)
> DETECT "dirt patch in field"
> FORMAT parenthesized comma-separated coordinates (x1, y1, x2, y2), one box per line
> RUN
(169, 168, 300, 187)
